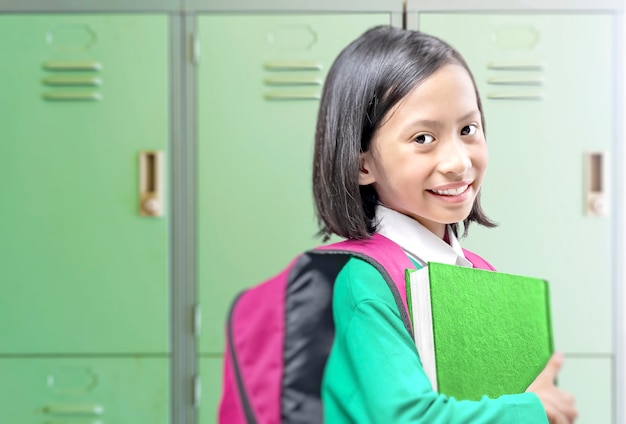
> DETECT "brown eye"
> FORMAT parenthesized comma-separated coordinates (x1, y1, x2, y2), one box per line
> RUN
(414, 134, 434, 144)
(461, 124, 478, 136)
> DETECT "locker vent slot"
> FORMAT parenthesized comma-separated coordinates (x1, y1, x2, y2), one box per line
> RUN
(487, 76, 544, 86)
(486, 61, 546, 101)
(263, 61, 321, 71)
(43, 61, 102, 71)
(42, 92, 102, 101)
(43, 403, 104, 415)
(43, 75, 102, 86)
(263, 61, 323, 101)
(487, 61, 544, 71)
(264, 91, 321, 101)
(263, 75, 321, 86)
(486, 92, 543, 101)
(42, 61, 103, 101)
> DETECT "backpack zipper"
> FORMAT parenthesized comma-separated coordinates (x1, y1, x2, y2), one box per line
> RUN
(227, 291, 257, 424)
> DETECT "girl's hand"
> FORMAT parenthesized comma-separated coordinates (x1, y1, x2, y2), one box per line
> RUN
(526, 352, 578, 424)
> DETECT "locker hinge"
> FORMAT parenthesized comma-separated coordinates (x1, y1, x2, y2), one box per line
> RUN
(193, 374, 202, 408)
(190, 32, 200, 66)
(193, 304, 202, 337)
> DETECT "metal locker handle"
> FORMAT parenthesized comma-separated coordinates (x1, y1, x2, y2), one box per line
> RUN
(585, 151, 609, 217)
(193, 304, 202, 337)
(193, 374, 202, 408)
(139, 151, 164, 217)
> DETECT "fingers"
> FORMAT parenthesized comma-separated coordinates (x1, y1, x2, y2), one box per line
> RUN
(549, 411, 566, 424)
(549, 408, 576, 424)
(541, 352, 564, 383)
(560, 390, 578, 422)
(545, 388, 578, 424)
(549, 411, 567, 424)
(526, 352, 577, 423)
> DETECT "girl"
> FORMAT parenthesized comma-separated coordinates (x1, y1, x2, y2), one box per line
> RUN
(313, 26, 577, 423)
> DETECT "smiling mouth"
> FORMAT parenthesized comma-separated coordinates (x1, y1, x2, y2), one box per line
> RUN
(428, 184, 470, 196)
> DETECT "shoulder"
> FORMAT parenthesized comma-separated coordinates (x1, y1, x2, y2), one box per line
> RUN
(333, 256, 399, 310)
(462, 248, 497, 271)
(331, 256, 409, 339)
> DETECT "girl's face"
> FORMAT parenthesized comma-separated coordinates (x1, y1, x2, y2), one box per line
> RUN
(359, 64, 488, 239)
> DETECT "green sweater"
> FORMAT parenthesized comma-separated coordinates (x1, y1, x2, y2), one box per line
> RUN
(322, 257, 549, 423)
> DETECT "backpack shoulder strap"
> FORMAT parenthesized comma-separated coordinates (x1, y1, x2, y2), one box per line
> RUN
(462, 248, 496, 271)
(315, 233, 415, 336)
(314, 236, 497, 334)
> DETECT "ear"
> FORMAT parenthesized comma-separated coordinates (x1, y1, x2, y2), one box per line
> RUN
(359, 151, 376, 185)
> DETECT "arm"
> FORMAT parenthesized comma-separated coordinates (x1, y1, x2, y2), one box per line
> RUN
(322, 258, 548, 424)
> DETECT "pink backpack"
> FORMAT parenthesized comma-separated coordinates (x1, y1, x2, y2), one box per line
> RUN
(218, 233, 494, 423)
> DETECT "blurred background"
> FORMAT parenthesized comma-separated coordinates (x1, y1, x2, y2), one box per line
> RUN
(0, 0, 624, 422)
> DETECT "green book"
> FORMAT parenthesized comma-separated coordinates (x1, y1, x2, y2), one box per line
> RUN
(406, 262, 554, 401)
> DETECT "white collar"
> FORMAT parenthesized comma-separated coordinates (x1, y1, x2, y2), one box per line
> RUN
(374, 205, 472, 268)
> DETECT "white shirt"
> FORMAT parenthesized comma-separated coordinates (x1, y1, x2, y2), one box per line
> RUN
(374, 205, 472, 268)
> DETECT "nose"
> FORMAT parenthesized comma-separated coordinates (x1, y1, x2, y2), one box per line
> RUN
(437, 137, 472, 176)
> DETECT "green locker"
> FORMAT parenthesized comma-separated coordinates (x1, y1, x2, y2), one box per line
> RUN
(558, 357, 613, 423)
(417, 12, 614, 422)
(196, 12, 395, 420)
(419, 11, 613, 355)
(5, 4, 618, 424)
(0, 14, 170, 354)
(196, 13, 393, 354)
(0, 357, 170, 422)
(199, 357, 223, 423)
(0, 13, 171, 423)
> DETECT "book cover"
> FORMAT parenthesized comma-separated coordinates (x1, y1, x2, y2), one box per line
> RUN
(406, 262, 554, 401)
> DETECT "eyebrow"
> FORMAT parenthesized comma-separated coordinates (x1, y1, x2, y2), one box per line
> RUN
(405, 110, 481, 131)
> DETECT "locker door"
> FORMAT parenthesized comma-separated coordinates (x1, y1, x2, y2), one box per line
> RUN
(419, 13, 614, 422)
(0, 15, 170, 354)
(196, 13, 393, 419)
(199, 357, 223, 424)
(0, 357, 169, 423)
(196, 13, 391, 354)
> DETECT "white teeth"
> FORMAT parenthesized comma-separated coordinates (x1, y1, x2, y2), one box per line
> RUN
(432, 185, 468, 196)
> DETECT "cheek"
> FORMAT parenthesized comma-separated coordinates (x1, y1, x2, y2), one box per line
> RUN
(474, 143, 489, 175)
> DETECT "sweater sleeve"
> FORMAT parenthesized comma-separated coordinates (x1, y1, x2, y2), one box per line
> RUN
(322, 257, 548, 424)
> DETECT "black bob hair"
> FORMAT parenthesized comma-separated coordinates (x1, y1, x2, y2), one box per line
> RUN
(312, 25, 496, 241)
